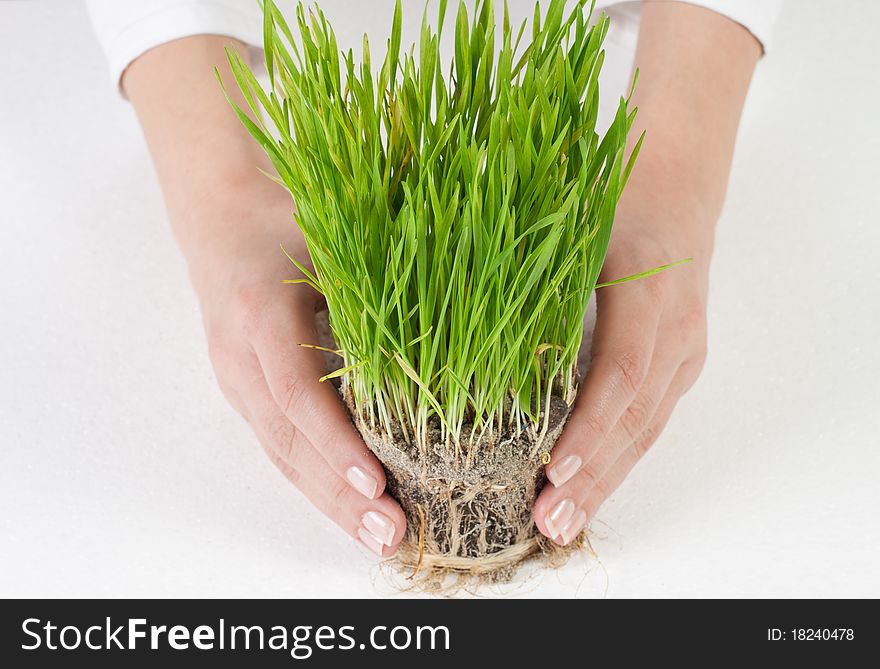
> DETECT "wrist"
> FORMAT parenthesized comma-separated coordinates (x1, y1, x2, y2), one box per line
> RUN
(613, 205, 715, 264)
(171, 169, 288, 248)
(172, 177, 309, 300)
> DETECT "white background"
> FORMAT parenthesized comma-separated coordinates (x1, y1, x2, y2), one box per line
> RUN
(1, 1, 878, 598)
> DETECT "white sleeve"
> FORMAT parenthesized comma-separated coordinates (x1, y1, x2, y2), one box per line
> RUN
(86, 0, 264, 92)
(595, 0, 784, 53)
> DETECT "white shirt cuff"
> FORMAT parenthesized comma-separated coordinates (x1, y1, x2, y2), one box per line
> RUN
(597, 0, 783, 53)
(86, 0, 263, 95)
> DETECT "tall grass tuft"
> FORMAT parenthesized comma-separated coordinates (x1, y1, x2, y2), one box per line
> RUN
(220, 0, 653, 452)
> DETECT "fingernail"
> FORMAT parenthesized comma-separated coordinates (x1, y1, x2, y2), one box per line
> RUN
(547, 454, 582, 487)
(544, 498, 575, 539)
(362, 511, 396, 546)
(558, 509, 587, 546)
(357, 527, 385, 556)
(346, 466, 378, 499)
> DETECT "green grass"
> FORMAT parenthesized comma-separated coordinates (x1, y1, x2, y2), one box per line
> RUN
(220, 0, 657, 451)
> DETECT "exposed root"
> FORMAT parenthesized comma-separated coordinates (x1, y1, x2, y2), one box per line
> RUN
(380, 530, 589, 594)
(344, 386, 582, 592)
(395, 529, 586, 574)
(408, 503, 426, 580)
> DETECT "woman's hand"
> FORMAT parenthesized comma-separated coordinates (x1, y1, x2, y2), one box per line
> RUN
(188, 189, 407, 557)
(534, 220, 710, 544)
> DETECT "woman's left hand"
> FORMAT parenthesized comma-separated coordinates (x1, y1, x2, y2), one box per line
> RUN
(533, 220, 711, 545)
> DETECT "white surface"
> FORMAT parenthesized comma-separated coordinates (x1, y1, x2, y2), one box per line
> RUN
(2, 1, 879, 598)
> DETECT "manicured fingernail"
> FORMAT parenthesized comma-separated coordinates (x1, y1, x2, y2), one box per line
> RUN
(358, 527, 385, 556)
(346, 466, 378, 499)
(547, 454, 582, 487)
(558, 509, 587, 546)
(362, 511, 396, 546)
(544, 498, 575, 539)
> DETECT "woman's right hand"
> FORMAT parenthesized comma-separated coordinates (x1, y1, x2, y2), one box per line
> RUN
(186, 187, 407, 557)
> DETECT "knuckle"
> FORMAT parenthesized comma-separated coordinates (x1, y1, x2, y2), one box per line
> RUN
(612, 348, 649, 396)
(279, 372, 307, 415)
(216, 377, 242, 411)
(577, 462, 601, 491)
(678, 301, 708, 340)
(644, 272, 670, 307)
(204, 338, 242, 407)
(621, 393, 653, 440)
(331, 479, 353, 510)
(265, 412, 300, 467)
(634, 425, 660, 458)
(679, 355, 707, 394)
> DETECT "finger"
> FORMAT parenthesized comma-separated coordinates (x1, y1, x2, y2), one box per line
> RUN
(237, 362, 406, 555)
(544, 285, 662, 486)
(576, 374, 685, 526)
(564, 328, 706, 491)
(535, 365, 690, 544)
(546, 334, 685, 496)
(252, 303, 387, 500)
(546, 332, 682, 491)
